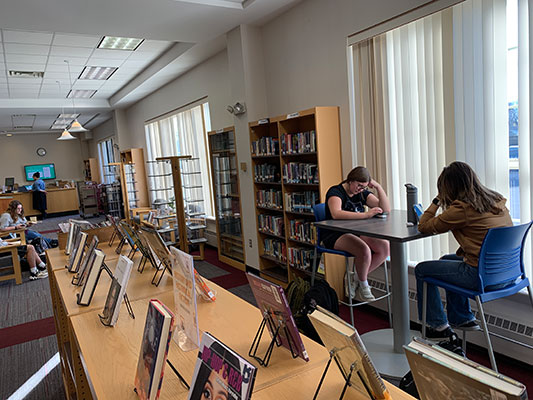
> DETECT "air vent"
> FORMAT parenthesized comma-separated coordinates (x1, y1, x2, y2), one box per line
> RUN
(11, 114, 36, 130)
(8, 70, 44, 78)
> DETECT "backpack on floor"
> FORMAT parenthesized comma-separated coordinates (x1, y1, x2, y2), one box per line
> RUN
(30, 237, 51, 255)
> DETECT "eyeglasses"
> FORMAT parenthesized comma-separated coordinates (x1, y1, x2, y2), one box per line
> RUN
(352, 182, 368, 190)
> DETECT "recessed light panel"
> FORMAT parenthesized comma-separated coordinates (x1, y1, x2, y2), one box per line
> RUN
(8, 70, 45, 78)
(79, 66, 117, 80)
(51, 122, 69, 130)
(58, 113, 80, 119)
(67, 90, 97, 99)
(98, 36, 143, 51)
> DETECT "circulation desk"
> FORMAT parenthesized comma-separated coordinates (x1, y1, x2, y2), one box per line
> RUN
(0, 187, 78, 216)
(47, 247, 414, 399)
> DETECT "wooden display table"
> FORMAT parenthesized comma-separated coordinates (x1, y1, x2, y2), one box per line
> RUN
(47, 249, 414, 400)
(0, 187, 78, 216)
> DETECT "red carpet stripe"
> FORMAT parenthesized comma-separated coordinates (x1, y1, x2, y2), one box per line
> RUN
(38, 229, 61, 234)
(0, 317, 56, 349)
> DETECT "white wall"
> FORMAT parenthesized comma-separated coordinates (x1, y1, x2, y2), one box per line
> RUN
(120, 50, 233, 152)
(0, 133, 87, 184)
(88, 118, 116, 159)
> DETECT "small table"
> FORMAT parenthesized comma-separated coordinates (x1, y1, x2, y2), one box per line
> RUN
(315, 210, 432, 378)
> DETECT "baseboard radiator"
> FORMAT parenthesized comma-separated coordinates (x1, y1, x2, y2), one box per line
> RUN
(367, 277, 533, 366)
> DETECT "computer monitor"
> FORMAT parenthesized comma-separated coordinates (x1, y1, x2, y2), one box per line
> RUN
(5, 177, 15, 187)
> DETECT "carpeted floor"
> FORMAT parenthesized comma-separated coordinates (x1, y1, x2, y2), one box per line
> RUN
(0, 213, 531, 399)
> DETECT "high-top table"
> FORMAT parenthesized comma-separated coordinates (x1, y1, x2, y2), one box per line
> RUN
(315, 209, 433, 378)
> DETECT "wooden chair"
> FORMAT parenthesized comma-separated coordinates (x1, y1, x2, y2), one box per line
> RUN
(0, 228, 27, 285)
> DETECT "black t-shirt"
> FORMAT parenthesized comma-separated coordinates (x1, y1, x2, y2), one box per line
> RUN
(325, 183, 371, 219)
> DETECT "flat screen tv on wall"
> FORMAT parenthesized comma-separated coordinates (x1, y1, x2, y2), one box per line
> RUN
(24, 164, 57, 181)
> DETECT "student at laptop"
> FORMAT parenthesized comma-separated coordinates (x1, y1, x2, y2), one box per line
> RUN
(323, 166, 391, 302)
(415, 161, 512, 339)
(0, 200, 57, 249)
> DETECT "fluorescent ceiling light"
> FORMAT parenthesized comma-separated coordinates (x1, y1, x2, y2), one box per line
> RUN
(67, 90, 97, 99)
(6, 133, 13, 137)
(98, 36, 143, 51)
(51, 123, 69, 130)
(79, 66, 117, 80)
(58, 113, 79, 119)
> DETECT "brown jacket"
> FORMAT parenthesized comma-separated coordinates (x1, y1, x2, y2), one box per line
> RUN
(418, 199, 512, 267)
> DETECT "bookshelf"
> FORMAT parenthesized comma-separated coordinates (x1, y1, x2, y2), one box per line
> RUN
(250, 107, 342, 286)
(120, 148, 149, 208)
(83, 158, 101, 183)
(208, 126, 246, 270)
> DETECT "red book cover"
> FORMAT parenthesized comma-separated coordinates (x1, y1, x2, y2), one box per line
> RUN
(246, 273, 309, 362)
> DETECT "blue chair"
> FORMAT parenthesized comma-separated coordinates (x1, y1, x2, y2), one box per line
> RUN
(421, 221, 533, 372)
(311, 203, 392, 327)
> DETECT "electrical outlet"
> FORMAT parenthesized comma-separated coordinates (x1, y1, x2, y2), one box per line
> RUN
(248, 239, 253, 248)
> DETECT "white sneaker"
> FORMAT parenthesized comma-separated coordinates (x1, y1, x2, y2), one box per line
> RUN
(344, 272, 358, 299)
(30, 270, 48, 280)
(355, 285, 375, 302)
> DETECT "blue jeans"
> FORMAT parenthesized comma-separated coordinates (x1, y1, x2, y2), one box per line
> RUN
(415, 254, 478, 328)
(25, 229, 53, 247)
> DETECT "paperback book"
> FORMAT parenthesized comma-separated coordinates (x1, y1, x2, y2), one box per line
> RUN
(77, 249, 106, 306)
(308, 306, 391, 400)
(134, 299, 175, 400)
(65, 222, 81, 256)
(246, 273, 309, 362)
(73, 235, 99, 286)
(187, 332, 257, 400)
(169, 246, 200, 351)
(99, 255, 134, 326)
(404, 337, 528, 400)
(67, 231, 88, 273)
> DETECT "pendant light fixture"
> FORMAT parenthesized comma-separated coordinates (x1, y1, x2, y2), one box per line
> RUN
(65, 60, 88, 132)
(56, 80, 76, 141)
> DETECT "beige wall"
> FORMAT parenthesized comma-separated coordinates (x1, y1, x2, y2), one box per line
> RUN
(88, 118, 116, 160)
(0, 133, 87, 185)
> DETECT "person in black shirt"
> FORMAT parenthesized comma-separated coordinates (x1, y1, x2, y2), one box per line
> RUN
(323, 166, 390, 301)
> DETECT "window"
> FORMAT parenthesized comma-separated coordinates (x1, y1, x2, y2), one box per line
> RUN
(144, 101, 214, 217)
(97, 138, 116, 184)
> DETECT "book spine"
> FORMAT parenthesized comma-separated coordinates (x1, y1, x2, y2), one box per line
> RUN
(154, 316, 174, 400)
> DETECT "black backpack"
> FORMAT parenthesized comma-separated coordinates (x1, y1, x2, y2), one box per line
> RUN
(30, 237, 51, 255)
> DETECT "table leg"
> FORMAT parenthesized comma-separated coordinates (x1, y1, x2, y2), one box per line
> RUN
(390, 241, 410, 352)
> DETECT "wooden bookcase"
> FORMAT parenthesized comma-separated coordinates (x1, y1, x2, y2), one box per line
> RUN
(250, 107, 342, 287)
(208, 126, 246, 270)
(83, 158, 101, 183)
(120, 148, 149, 208)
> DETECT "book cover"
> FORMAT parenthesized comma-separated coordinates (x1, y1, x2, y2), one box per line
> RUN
(68, 232, 88, 273)
(404, 337, 528, 400)
(74, 236, 99, 286)
(246, 273, 309, 362)
(134, 299, 175, 400)
(77, 249, 106, 306)
(169, 246, 200, 351)
(308, 306, 391, 400)
(99, 255, 134, 326)
(187, 332, 257, 400)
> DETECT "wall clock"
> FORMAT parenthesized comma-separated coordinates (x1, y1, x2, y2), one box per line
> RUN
(37, 147, 47, 157)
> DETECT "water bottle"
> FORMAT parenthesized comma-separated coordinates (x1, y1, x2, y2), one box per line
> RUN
(405, 183, 418, 224)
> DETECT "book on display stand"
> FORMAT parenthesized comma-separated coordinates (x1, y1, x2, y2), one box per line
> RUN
(72, 235, 99, 286)
(99, 255, 134, 326)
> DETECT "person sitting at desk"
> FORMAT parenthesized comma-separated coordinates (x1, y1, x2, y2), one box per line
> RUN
(0, 236, 48, 280)
(32, 172, 47, 219)
(0, 200, 57, 249)
(415, 161, 512, 339)
(323, 166, 391, 302)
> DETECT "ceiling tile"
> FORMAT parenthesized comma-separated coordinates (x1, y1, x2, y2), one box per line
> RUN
(91, 48, 131, 60)
(85, 58, 124, 68)
(11, 93, 39, 98)
(47, 56, 88, 66)
(42, 71, 79, 81)
(43, 78, 72, 86)
(50, 46, 94, 58)
(3, 30, 53, 45)
(72, 81, 104, 90)
(3, 43, 50, 55)
(135, 41, 173, 53)
(45, 64, 83, 73)
(120, 59, 152, 69)
(53, 33, 101, 48)
(6, 63, 46, 71)
(5, 54, 48, 64)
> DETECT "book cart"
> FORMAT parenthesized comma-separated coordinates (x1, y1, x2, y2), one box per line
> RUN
(250, 107, 344, 287)
(46, 243, 413, 399)
(207, 126, 246, 270)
